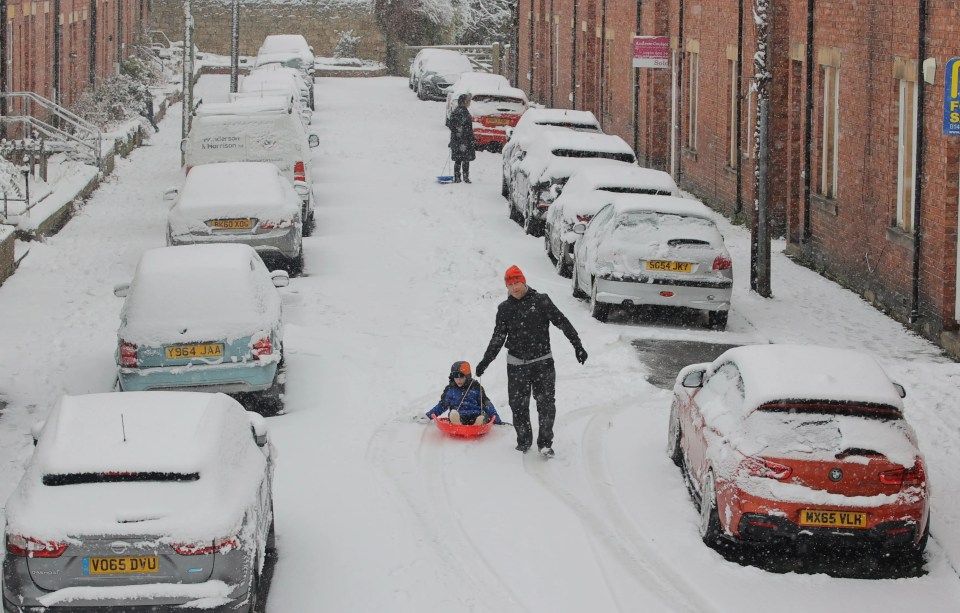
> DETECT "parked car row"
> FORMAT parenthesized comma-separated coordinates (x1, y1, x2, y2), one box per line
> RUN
(0, 31, 320, 613)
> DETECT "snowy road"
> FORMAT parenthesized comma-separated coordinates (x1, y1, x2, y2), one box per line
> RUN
(1, 75, 960, 612)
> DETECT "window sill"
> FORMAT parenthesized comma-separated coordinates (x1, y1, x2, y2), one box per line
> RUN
(810, 193, 837, 216)
(682, 148, 698, 162)
(723, 165, 737, 176)
(886, 225, 915, 250)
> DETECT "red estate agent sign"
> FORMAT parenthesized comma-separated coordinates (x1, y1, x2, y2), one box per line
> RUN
(633, 36, 670, 69)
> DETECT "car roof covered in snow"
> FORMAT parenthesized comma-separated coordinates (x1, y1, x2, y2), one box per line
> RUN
(467, 85, 528, 101)
(712, 344, 906, 412)
(518, 108, 601, 129)
(240, 71, 301, 94)
(421, 52, 473, 75)
(175, 162, 300, 215)
(599, 194, 717, 220)
(195, 95, 292, 116)
(562, 164, 679, 197)
(522, 132, 637, 182)
(260, 34, 311, 52)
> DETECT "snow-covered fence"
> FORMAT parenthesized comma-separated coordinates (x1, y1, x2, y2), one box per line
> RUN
(0, 92, 103, 170)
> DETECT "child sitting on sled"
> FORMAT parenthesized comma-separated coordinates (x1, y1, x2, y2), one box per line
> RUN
(425, 361, 503, 425)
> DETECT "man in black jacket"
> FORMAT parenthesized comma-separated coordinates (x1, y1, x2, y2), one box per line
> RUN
(476, 265, 588, 456)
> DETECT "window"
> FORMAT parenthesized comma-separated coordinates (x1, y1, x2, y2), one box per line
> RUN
(897, 78, 918, 232)
(728, 59, 738, 167)
(819, 64, 840, 198)
(687, 50, 700, 150)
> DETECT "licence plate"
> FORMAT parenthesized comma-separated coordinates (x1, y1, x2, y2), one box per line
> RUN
(165, 343, 224, 360)
(798, 509, 868, 528)
(83, 556, 159, 575)
(486, 117, 512, 126)
(209, 218, 253, 230)
(645, 260, 692, 273)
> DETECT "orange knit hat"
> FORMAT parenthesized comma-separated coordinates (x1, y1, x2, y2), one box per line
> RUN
(504, 265, 526, 285)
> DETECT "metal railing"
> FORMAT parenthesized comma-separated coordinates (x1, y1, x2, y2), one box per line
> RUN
(0, 92, 103, 169)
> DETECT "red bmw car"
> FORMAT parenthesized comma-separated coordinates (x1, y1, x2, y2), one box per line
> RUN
(668, 344, 929, 557)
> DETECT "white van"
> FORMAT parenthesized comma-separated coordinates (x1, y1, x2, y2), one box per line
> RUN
(183, 96, 320, 226)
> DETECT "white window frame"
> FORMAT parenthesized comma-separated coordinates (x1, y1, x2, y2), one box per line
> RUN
(820, 65, 840, 198)
(896, 78, 918, 232)
(688, 50, 699, 150)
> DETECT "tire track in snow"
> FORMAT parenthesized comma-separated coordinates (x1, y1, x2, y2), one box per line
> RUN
(521, 396, 717, 613)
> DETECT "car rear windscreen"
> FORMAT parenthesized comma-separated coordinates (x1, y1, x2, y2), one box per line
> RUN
(551, 149, 636, 164)
(43, 472, 200, 486)
(600, 186, 674, 196)
(538, 122, 601, 131)
(757, 401, 903, 420)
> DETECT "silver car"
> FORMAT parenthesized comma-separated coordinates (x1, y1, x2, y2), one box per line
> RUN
(167, 162, 304, 273)
(571, 194, 733, 328)
(3, 392, 275, 612)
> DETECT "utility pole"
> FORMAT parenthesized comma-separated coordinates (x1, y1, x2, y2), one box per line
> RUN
(230, 0, 240, 93)
(751, 0, 771, 297)
(1, 0, 7, 139)
(181, 0, 194, 166)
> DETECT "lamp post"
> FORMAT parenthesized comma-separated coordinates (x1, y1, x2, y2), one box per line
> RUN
(230, 0, 240, 93)
(181, 0, 194, 166)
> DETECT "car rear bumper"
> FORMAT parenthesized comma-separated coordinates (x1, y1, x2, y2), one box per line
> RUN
(169, 226, 301, 260)
(2, 581, 250, 612)
(118, 360, 278, 394)
(474, 128, 508, 147)
(595, 276, 732, 311)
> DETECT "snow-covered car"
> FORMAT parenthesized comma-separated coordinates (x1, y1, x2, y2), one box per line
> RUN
(510, 131, 637, 236)
(249, 62, 315, 111)
(545, 164, 679, 275)
(502, 109, 603, 202)
(409, 48, 447, 91)
(571, 194, 732, 325)
(444, 72, 511, 119)
(252, 52, 316, 111)
(237, 70, 312, 125)
(114, 244, 288, 413)
(256, 34, 315, 79)
(184, 95, 320, 226)
(2, 391, 275, 612)
(415, 51, 473, 101)
(457, 85, 528, 153)
(166, 162, 304, 273)
(668, 344, 928, 557)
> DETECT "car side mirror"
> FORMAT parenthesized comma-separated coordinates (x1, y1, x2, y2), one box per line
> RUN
(572, 222, 587, 235)
(271, 270, 290, 288)
(308, 134, 320, 148)
(163, 187, 179, 201)
(293, 180, 310, 196)
(30, 420, 45, 446)
(113, 282, 130, 298)
(505, 127, 514, 140)
(179, 139, 187, 153)
(682, 370, 705, 388)
(247, 413, 269, 447)
(893, 383, 906, 398)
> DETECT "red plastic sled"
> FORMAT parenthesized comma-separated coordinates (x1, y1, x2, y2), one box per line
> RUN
(431, 414, 495, 438)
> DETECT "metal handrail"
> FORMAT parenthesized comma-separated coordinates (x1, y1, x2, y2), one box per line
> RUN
(0, 92, 102, 168)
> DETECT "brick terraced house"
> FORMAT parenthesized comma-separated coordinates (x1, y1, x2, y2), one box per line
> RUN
(516, 0, 960, 356)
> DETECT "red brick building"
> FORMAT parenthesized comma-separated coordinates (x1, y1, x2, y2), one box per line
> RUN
(517, 0, 960, 353)
(3, 0, 148, 109)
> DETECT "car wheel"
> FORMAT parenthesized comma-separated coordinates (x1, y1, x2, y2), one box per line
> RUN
(555, 242, 571, 277)
(245, 565, 260, 613)
(699, 471, 723, 548)
(667, 400, 683, 467)
(256, 368, 285, 416)
(590, 278, 609, 322)
(509, 198, 521, 224)
(501, 175, 509, 198)
(266, 502, 276, 553)
(544, 232, 554, 258)
(417, 82, 426, 100)
(524, 213, 543, 237)
(571, 265, 587, 299)
(289, 248, 304, 276)
(708, 310, 729, 330)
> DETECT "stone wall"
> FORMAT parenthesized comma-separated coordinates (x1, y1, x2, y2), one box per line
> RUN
(150, 0, 386, 63)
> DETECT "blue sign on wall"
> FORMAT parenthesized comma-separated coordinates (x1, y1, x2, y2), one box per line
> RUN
(944, 57, 960, 136)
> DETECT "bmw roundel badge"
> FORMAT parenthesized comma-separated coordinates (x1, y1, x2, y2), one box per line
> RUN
(829, 468, 843, 482)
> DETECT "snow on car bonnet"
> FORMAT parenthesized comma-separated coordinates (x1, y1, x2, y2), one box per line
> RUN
(173, 162, 299, 220)
(119, 244, 281, 344)
(717, 344, 905, 412)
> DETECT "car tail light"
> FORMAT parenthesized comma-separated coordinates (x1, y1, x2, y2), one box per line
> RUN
(120, 340, 138, 367)
(660, 291, 674, 297)
(173, 537, 238, 556)
(740, 456, 792, 481)
(537, 197, 551, 210)
(576, 215, 593, 223)
(6, 535, 68, 558)
(712, 255, 732, 270)
(880, 460, 925, 486)
(259, 220, 292, 230)
(252, 336, 272, 358)
(294, 161, 306, 182)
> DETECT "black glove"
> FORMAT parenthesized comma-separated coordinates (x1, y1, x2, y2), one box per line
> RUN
(476, 361, 488, 378)
(575, 345, 588, 364)
(498, 421, 512, 426)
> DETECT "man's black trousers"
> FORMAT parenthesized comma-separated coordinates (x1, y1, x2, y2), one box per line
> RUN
(507, 358, 556, 450)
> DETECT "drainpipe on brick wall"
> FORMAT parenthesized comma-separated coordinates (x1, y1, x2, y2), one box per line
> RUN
(734, 0, 743, 215)
(909, 0, 928, 323)
(53, 0, 61, 107)
(89, 0, 97, 85)
(571, 0, 578, 109)
(633, 0, 642, 163)
(802, 0, 814, 242)
(0, 0, 7, 137)
(117, 0, 123, 66)
(513, 2, 520, 87)
(230, 0, 240, 93)
(599, 0, 607, 127)
(676, 0, 685, 182)
(549, 0, 555, 107)
(529, 1, 535, 101)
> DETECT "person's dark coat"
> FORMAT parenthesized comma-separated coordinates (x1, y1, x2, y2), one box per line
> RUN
(425, 378, 502, 423)
(478, 287, 583, 363)
(446, 105, 476, 162)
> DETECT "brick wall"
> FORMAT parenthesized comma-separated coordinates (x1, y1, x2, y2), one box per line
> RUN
(149, 0, 386, 63)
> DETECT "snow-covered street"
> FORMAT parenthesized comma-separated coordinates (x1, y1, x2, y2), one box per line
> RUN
(1, 74, 960, 611)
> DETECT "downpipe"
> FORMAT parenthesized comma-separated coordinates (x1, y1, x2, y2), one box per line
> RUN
(909, 0, 927, 323)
